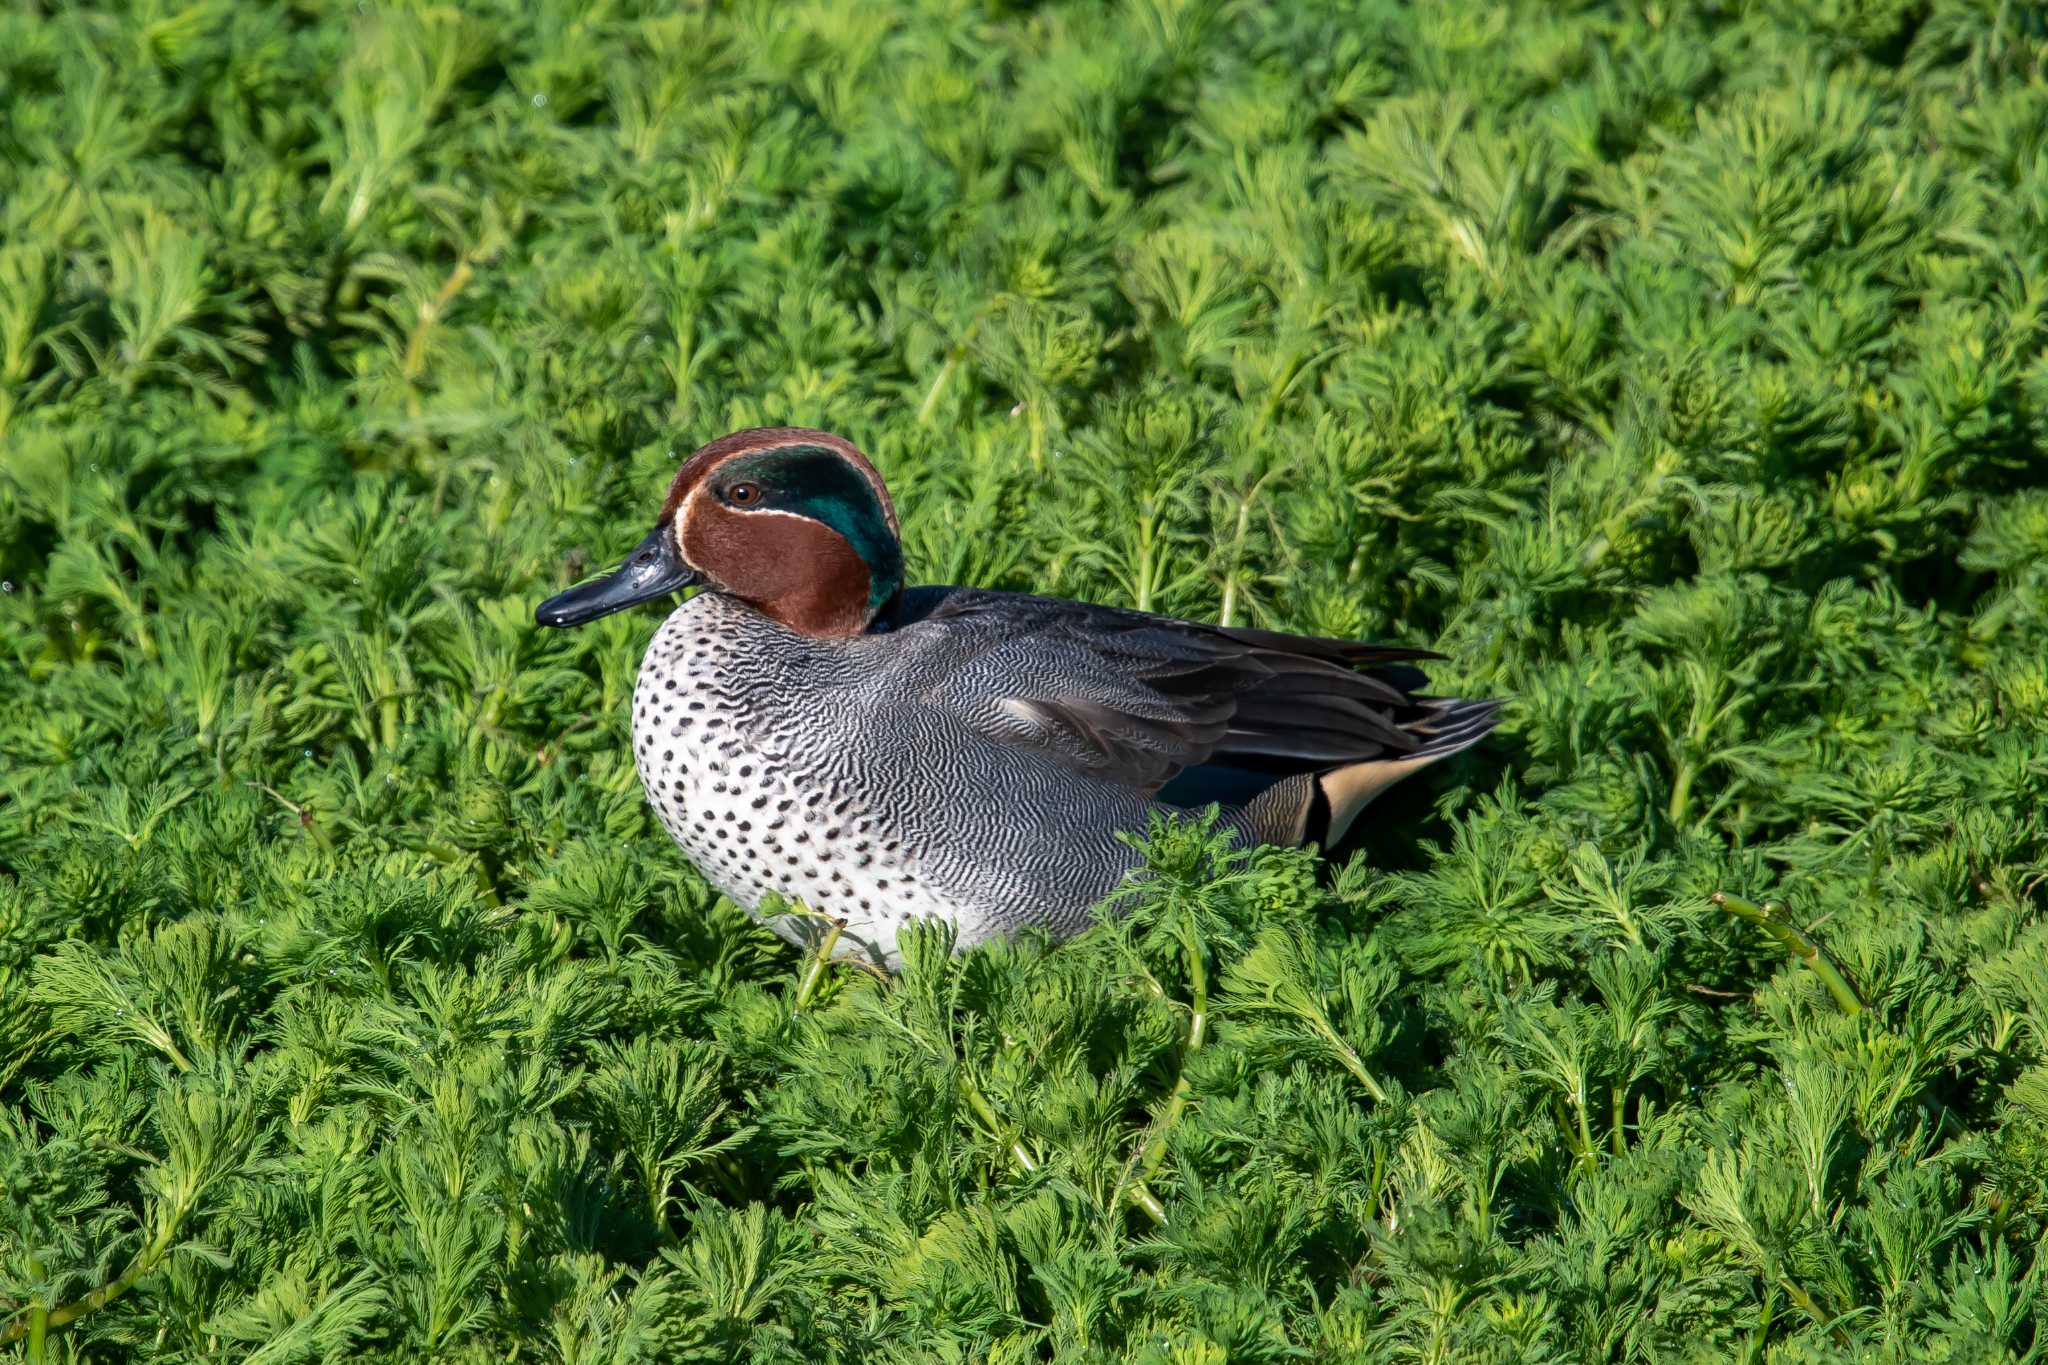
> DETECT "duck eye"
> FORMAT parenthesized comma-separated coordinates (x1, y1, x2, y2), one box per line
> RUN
(727, 481, 761, 507)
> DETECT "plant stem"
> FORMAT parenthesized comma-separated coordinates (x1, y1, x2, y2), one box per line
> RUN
(957, 1057, 1168, 1225)
(1711, 894, 1865, 1016)
(793, 917, 845, 1012)
(401, 256, 474, 388)
(1, 1207, 189, 1347)
(1313, 1015, 1389, 1104)
(1554, 1094, 1588, 1162)
(1744, 1283, 1776, 1365)
(1668, 759, 1695, 827)
(1216, 468, 1278, 630)
(1124, 1178, 1169, 1225)
(473, 852, 504, 908)
(24, 1252, 46, 1365)
(956, 1066, 1037, 1175)
(1218, 497, 1252, 629)
(1779, 1273, 1852, 1348)
(1127, 1182, 1167, 1225)
(1132, 504, 1159, 613)
(916, 312, 986, 426)
(1139, 928, 1210, 1186)
(1609, 1084, 1627, 1157)
(422, 842, 503, 908)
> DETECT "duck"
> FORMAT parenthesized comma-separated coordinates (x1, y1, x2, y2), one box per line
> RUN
(537, 427, 1498, 967)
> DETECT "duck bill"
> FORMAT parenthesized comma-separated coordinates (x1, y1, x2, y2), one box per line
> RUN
(536, 526, 701, 628)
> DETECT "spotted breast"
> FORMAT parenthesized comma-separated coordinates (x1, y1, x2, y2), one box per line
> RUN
(634, 595, 955, 962)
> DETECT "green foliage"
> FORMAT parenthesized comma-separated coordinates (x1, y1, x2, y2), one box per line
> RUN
(4, 0, 2047, 1359)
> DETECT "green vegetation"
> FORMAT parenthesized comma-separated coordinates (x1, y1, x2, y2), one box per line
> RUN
(4, 0, 2047, 1359)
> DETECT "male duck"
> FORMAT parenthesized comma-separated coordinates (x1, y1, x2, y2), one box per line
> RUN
(538, 427, 1497, 966)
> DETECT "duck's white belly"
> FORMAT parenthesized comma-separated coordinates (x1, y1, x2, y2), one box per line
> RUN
(629, 606, 966, 966)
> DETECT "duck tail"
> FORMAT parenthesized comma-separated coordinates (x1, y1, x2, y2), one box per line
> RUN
(1239, 697, 1501, 849)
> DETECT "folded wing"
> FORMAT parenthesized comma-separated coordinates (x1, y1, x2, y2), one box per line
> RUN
(879, 587, 1489, 796)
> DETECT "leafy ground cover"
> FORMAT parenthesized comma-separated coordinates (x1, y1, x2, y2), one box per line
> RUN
(4, 1, 2048, 1360)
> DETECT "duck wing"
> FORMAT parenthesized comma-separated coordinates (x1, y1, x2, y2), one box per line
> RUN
(875, 586, 1473, 795)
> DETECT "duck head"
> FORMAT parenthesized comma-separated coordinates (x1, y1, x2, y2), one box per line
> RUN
(536, 427, 903, 638)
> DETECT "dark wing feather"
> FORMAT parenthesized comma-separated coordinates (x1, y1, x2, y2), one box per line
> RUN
(878, 587, 1467, 794)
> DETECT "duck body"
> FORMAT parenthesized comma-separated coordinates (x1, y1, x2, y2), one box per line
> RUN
(633, 591, 1157, 962)
(541, 427, 1498, 967)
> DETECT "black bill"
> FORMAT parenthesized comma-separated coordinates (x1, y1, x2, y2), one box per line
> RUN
(536, 525, 701, 628)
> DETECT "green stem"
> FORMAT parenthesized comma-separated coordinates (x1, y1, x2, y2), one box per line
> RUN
(917, 311, 990, 426)
(473, 852, 504, 909)
(917, 352, 960, 426)
(1218, 498, 1252, 629)
(1779, 1273, 1852, 1348)
(1554, 1095, 1588, 1161)
(957, 1067, 1037, 1175)
(421, 843, 502, 908)
(24, 1252, 46, 1365)
(793, 917, 846, 1013)
(1139, 929, 1210, 1186)
(1133, 509, 1158, 614)
(1609, 1084, 1628, 1157)
(1744, 1282, 1776, 1365)
(1314, 1016, 1389, 1104)
(1, 1210, 188, 1347)
(1216, 469, 1279, 631)
(1668, 759, 1695, 828)
(957, 1055, 1170, 1223)
(1712, 894, 1865, 1016)
(1575, 1092, 1596, 1169)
